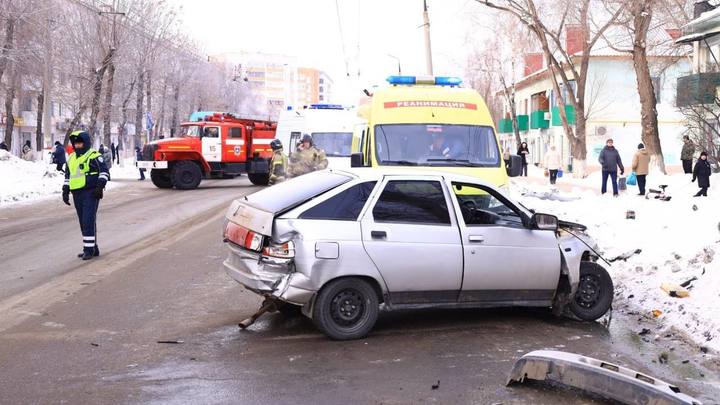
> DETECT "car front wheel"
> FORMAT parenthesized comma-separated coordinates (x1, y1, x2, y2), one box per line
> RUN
(569, 262, 614, 321)
(312, 278, 379, 340)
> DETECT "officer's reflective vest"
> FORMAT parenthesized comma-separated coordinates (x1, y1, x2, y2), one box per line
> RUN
(68, 149, 101, 190)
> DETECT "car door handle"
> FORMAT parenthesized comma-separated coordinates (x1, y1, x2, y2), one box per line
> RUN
(468, 235, 484, 243)
(371, 230, 387, 239)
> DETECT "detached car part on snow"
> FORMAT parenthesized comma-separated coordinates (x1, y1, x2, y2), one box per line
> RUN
(222, 169, 614, 340)
(507, 350, 701, 405)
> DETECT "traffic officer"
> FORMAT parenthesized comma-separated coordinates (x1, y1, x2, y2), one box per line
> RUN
(288, 134, 328, 177)
(269, 139, 287, 185)
(62, 130, 109, 260)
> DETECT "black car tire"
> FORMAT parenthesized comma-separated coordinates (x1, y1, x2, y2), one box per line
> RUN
(569, 262, 614, 321)
(312, 278, 379, 340)
(248, 173, 270, 186)
(171, 161, 202, 190)
(150, 169, 173, 188)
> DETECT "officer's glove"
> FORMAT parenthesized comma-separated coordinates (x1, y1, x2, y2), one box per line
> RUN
(93, 186, 104, 200)
(62, 185, 70, 206)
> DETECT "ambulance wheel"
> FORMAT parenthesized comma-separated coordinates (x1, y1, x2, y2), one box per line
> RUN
(248, 173, 270, 186)
(171, 161, 202, 190)
(150, 169, 173, 189)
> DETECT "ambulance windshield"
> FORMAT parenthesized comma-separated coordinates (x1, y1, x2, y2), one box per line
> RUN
(374, 124, 501, 167)
(181, 125, 202, 138)
(311, 132, 353, 157)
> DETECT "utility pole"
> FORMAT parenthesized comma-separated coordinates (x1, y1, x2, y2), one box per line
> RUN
(422, 0, 434, 76)
(388, 54, 402, 75)
(42, 16, 53, 149)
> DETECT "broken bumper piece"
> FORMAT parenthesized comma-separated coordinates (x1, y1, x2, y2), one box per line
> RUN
(507, 350, 701, 405)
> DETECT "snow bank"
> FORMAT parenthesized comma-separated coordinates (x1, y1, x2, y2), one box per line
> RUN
(512, 173, 720, 351)
(0, 150, 131, 207)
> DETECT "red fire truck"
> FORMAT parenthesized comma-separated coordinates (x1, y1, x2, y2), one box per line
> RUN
(137, 113, 276, 189)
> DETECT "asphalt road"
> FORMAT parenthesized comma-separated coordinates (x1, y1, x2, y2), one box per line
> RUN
(0, 178, 718, 404)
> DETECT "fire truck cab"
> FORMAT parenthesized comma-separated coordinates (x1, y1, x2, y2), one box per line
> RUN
(137, 112, 276, 190)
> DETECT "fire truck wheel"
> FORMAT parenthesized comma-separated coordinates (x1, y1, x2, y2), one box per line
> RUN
(248, 173, 270, 186)
(150, 169, 173, 189)
(171, 161, 202, 190)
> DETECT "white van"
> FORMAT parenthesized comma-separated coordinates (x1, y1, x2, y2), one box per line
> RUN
(275, 104, 357, 169)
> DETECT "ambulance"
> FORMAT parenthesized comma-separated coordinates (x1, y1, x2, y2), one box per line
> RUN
(351, 75, 522, 190)
(275, 104, 357, 169)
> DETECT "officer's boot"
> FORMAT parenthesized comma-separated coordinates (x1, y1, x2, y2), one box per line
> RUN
(77, 247, 99, 258)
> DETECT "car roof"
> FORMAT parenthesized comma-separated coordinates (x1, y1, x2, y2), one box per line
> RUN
(330, 167, 499, 190)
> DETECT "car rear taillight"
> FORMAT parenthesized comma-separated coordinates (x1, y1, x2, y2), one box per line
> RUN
(263, 241, 295, 259)
(224, 221, 264, 252)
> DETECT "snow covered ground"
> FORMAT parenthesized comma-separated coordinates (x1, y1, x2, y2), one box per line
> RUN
(0, 150, 138, 207)
(512, 166, 720, 352)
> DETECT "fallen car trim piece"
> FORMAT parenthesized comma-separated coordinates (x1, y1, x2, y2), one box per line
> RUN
(507, 350, 701, 405)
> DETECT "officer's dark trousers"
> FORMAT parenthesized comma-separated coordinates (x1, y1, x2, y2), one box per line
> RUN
(72, 189, 100, 254)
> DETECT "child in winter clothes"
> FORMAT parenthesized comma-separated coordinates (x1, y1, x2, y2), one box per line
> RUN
(692, 151, 712, 197)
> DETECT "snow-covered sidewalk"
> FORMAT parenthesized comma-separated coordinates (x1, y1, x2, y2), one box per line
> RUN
(512, 170, 720, 352)
(0, 150, 139, 207)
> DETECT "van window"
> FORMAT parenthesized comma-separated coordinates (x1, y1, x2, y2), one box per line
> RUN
(300, 181, 377, 220)
(312, 132, 352, 157)
(372, 180, 450, 225)
(374, 124, 500, 167)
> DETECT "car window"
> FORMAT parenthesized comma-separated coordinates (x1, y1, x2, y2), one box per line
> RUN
(300, 181, 377, 220)
(372, 180, 450, 225)
(452, 183, 523, 226)
(203, 127, 220, 138)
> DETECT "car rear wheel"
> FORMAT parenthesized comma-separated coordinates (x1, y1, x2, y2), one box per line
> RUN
(150, 169, 173, 188)
(569, 262, 613, 321)
(312, 278, 379, 340)
(248, 173, 270, 186)
(171, 161, 202, 190)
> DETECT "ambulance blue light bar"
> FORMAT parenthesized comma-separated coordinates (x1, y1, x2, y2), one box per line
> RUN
(309, 104, 344, 110)
(386, 75, 462, 86)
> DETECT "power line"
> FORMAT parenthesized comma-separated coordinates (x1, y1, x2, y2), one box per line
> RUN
(334, 0, 350, 77)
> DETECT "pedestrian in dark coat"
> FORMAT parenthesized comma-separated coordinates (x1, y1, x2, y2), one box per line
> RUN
(598, 138, 624, 196)
(52, 141, 67, 172)
(517, 142, 529, 177)
(136, 146, 146, 180)
(681, 135, 695, 174)
(692, 151, 712, 197)
(110, 142, 117, 164)
(114, 143, 121, 164)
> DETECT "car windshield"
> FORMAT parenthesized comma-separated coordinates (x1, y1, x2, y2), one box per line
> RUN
(243, 171, 352, 214)
(374, 124, 501, 167)
(181, 125, 201, 138)
(312, 132, 353, 157)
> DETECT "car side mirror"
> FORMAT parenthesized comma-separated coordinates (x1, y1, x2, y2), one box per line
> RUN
(507, 155, 523, 177)
(350, 152, 364, 168)
(531, 213, 558, 231)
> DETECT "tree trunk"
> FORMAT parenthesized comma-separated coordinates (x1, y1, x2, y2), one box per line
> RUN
(119, 78, 137, 153)
(35, 91, 44, 151)
(158, 78, 168, 137)
(3, 86, 15, 152)
(102, 60, 116, 147)
(170, 81, 180, 137)
(146, 70, 153, 140)
(134, 70, 145, 148)
(632, 0, 666, 174)
(63, 104, 88, 146)
(0, 17, 15, 85)
(88, 49, 115, 143)
(499, 74, 522, 147)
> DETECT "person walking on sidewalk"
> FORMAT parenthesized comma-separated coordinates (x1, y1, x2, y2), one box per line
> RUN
(543, 145, 562, 185)
(599, 138, 624, 196)
(51, 141, 67, 172)
(681, 135, 695, 174)
(692, 151, 712, 197)
(62, 130, 109, 260)
(135, 146, 146, 180)
(631, 143, 650, 196)
(517, 142, 530, 177)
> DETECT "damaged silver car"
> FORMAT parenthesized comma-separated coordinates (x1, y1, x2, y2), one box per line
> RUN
(222, 169, 613, 340)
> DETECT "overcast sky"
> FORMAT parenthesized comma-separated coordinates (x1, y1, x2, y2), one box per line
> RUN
(173, 0, 490, 104)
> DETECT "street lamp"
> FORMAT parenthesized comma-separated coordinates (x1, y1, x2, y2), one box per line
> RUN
(388, 54, 402, 75)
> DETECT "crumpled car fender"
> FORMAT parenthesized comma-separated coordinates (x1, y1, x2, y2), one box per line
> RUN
(507, 350, 701, 405)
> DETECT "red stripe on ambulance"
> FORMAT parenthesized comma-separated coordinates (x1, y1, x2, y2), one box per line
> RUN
(383, 101, 477, 110)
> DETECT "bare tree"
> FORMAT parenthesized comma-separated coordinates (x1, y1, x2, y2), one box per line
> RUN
(476, 0, 625, 177)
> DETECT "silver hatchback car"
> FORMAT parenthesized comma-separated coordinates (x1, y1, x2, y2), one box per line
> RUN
(223, 169, 613, 340)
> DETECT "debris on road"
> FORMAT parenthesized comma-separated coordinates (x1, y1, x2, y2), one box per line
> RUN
(652, 309, 662, 318)
(431, 380, 440, 390)
(658, 352, 669, 364)
(626, 210, 635, 220)
(680, 277, 698, 288)
(156, 340, 184, 344)
(660, 283, 690, 298)
(90, 342, 99, 347)
(507, 350, 701, 405)
(638, 328, 651, 336)
(608, 249, 642, 262)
